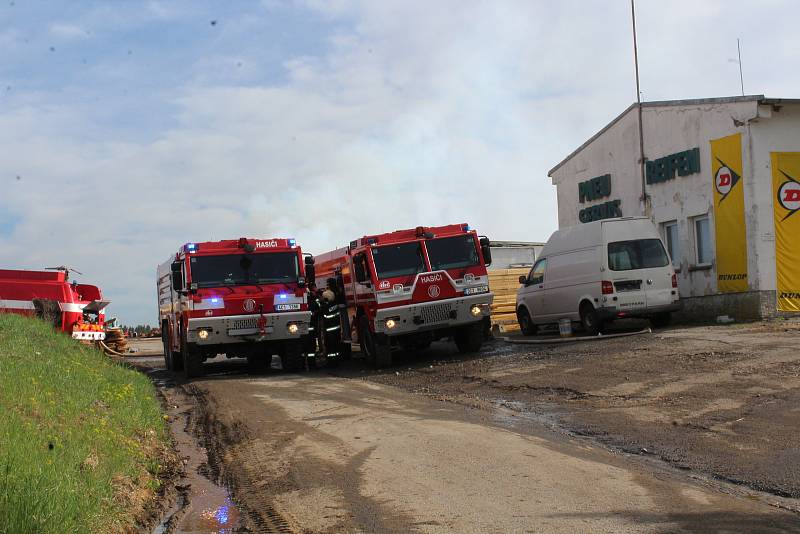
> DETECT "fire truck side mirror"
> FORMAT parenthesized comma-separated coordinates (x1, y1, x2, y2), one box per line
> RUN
(479, 237, 492, 267)
(354, 254, 368, 284)
(304, 256, 316, 284)
(170, 262, 184, 291)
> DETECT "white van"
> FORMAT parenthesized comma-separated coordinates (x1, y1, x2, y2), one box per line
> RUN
(515, 217, 680, 335)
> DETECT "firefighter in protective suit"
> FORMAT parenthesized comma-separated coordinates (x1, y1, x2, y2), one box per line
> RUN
(318, 278, 343, 367)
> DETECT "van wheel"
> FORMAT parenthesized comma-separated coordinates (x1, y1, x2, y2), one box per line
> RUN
(455, 323, 484, 353)
(580, 303, 603, 336)
(651, 312, 672, 328)
(517, 308, 537, 336)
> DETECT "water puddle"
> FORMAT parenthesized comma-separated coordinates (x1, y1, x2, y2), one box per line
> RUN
(149, 371, 245, 533)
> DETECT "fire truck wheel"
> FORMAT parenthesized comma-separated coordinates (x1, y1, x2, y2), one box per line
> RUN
(247, 354, 269, 375)
(162, 331, 172, 371)
(340, 341, 352, 361)
(172, 346, 184, 372)
(282, 341, 305, 373)
(455, 323, 484, 354)
(182, 338, 204, 378)
(359, 315, 392, 369)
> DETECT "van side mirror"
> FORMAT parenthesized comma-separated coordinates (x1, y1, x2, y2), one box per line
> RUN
(304, 255, 316, 285)
(518, 275, 527, 285)
(170, 262, 183, 292)
(479, 236, 492, 267)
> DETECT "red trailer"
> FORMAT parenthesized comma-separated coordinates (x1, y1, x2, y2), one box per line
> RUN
(0, 268, 109, 341)
(314, 223, 494, 368)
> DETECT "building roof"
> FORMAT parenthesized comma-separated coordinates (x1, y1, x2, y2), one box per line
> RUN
(489, 240, 545, 248)
(547, 95, 800, 177)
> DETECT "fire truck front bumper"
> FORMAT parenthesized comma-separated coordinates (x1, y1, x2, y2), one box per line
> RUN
(72, 331, 106, 341)
(373, 293, 493, 335)
(186, 312, 312, 345)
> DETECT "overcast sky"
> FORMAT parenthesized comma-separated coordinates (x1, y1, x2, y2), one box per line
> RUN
(1, 0, 798, 325)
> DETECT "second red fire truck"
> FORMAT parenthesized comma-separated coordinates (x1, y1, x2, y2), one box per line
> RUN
(313, 223, 494, 368)
(0, 267, 109, 340)
(157, 237, 314, 378)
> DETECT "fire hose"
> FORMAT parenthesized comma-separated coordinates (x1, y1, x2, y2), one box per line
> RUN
(98, 340, 128, 356)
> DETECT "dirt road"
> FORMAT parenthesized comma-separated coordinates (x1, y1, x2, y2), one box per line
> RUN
(129, 324, 800, 533)
(375, 321, 800, 501)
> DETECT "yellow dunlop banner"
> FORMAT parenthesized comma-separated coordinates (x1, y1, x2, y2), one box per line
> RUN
(771, 152, 800, 312)
(711, 133, 748, 292)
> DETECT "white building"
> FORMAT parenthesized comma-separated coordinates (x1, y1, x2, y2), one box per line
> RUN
(548, 95, 800, 320)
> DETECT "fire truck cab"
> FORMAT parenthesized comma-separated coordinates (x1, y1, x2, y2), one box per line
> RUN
(0, 268, 109, 340)
(314, 224, 494, 368)
(157, 238, 314, 378)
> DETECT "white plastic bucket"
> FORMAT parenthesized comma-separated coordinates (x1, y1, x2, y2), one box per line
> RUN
(558, 318, 572, 337)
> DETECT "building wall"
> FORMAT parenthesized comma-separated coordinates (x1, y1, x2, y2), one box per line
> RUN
(549, 98, 800, 319)
(748, 104, 800, 294)
(643, 100, 759, 299)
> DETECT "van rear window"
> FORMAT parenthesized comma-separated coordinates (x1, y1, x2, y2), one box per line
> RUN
(607, 239, 669, 271)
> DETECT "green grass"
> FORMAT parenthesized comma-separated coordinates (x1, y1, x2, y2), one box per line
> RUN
(0, 314, 168, 533)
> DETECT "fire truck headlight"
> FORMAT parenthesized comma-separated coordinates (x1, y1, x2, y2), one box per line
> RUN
(385, 318, 397, 330)
(197, 328, 210, 340)
(287, 323, 299, 334)
(470, 305, 482, 317)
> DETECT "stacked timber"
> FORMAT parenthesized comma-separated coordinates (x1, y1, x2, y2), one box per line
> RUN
(104, 328, 128, 353)
(488, 268, 528, 333)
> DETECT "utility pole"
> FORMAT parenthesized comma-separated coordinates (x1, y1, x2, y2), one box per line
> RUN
(737, 38, 745, 96)
(631, 0, 648, 215)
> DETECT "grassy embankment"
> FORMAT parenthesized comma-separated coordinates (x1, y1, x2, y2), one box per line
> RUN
(0, 314, 169, 533)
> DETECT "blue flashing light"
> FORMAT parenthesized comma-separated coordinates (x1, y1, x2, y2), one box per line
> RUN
(210, 298, 220, 304)
(279, 294, 288, 299)
(288, 238, 296, 247)
(463, 224, 471, 232)
(186, 243, 197, 253)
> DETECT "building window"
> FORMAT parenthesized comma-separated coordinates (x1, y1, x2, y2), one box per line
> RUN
(694, 216, 713, 265)
(661, 221, 680, 269)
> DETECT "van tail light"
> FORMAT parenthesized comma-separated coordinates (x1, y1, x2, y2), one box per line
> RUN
(671, 273, 678, 288)
(601, 280, 614, 295)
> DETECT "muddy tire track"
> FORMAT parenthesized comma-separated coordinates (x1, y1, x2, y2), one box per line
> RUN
(184, 384, 296, 533)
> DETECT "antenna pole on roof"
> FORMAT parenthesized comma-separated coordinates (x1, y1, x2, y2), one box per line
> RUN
(737, 38, 745, 96)
(631, 0, 648, 215)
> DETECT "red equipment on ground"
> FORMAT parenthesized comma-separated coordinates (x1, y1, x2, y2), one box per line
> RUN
(313, 223, 494, 368)
(157, 238, 314, 378)
(0, 268, 109, 341)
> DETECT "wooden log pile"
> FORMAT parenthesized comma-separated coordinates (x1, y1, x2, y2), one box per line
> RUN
(103, 327, 128, 353)
(488, 268, 528, 333)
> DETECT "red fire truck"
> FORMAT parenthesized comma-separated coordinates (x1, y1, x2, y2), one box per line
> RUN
(0, 267, 109, 340)
(313, 224, 493, 368)
(157, 237, 314, 378)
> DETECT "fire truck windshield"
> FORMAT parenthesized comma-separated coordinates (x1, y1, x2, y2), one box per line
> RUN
(425, 235, 480, 271)
(371, 242, 426, 279)
(189, 252, 299, 287)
